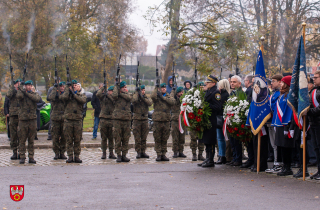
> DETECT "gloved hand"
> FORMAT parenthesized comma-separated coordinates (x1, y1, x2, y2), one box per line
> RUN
(54, 83, 58, 87)
(115, 78, 119, 85)
(157, 91, 163, 100)
(156, 83, 159, 88)
(20, 81, 25, 85)
(174, 95, 177, 100)
(173, 86, 176, 91)
(66, 82, 71, 86)
(135, 87, 140, 92)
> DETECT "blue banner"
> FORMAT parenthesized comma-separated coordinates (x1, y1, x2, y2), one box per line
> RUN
(246, 50, 271, 135)
(287, 36, 310, 128)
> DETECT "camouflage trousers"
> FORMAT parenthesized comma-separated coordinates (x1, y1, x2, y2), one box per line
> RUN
(190, 130, 204, 154)
(51, 120, 66, 154)
(113, 120, 131, 156)
(171, 121, 185, 153)
(100, 118, 114, 152)
(18, 119, 37, 159)
(63, 119, 82, 157)
(9, 116, 19, 152)
(153, 121, 170, 155)
(133, 120, 149, 153)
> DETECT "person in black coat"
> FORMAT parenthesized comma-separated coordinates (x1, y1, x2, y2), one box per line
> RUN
(198, 75, 222, 168)
(91, 84, 103, 139)
(183, 80, 192, 92)
(4, 96, 10, 139)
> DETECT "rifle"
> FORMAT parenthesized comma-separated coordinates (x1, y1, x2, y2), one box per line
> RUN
(66, 54, 74, 96)
(220, 67, 222, 80)
(194, 57, 198, 87)
(115, 54, 121, 85)
(9, 54, 14, 85)
(103, 58, 107, 95)
(155, 56, 160, 87)
(136, 61, 140, 89)
(236, 55, 239, 75)
(22, 53, 28, 82)
(172, 61, 176, 87)
(54, 55, 59, 96)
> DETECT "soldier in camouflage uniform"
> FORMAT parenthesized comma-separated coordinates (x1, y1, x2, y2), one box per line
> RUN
(6, 79, 21, 160)
(96, 85, 116, 159)
(170, 87, 187, 158)
(132, 85, 153, 159)
(48, 81, 67, 160)
(61, 80, 87, 163)
(16, 80, 41, 164)
(112, 81, 133, 163)
(151, 83, 175, 161)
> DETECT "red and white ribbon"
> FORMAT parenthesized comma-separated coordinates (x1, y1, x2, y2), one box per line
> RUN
(260, 126, 267, 136)
(179, 103, 191, 133)
(276, 100, 283, 123)
(312, 89, 319, 108)
(222, 111, 233, 141)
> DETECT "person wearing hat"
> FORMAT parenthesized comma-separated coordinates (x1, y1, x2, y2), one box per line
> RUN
(132, 85, 153, 159)
(183, 80, 192, 92)
(6, 79, 21, 160)
(61, 79, 87, 163)
(151, 82, 175, 161)
(112, 81, 133, 162)
(198, 75, 222, 168)
(48, 81, 67, 160)
(170, 86, 187, 158)
(96, 85, 117, 160)
(16, 80, 41, 164)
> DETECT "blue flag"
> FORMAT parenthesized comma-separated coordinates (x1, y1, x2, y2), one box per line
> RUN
(287, 36, 310, 129)
(246, 50, 272, 135)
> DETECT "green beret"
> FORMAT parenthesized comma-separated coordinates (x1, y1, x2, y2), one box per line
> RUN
(120, 81, 126, 88)
(160, 83, 166, 88)
(108, 86, 114, 91)
(59, 81, 66, 86)
(198, 81, 205, 86)
(14, 79, 21, 84)
(140, 85, 145, 90)
(176, 86, 183, 93)
(72, 79, 78, 84)
(25, 80, 33, 85)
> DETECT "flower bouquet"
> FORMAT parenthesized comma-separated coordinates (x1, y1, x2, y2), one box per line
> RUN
(179, 87, 212, 139)
(223, 91, 252, 143)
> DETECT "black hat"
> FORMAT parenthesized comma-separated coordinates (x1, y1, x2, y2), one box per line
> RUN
(205, 75, 219, 83)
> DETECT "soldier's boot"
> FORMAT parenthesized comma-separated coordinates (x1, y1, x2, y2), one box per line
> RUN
(197, 151, 209, 167)
(109, 152, 117, 159)
(122, 155, 130, 162)
(161, 155, 169, 161)
(136, 153, 141, 159)
(29, 158, 36, 164)
(156, 155, 162, 161)
(192, 153, 197, 161)
(179, 152, 187, 158)
(60, 153, 67, 160)
(74, 156, 82, 163)
(172, 152, 178, 158)
(141, 151, 149, 158)
(101, 152, 107, 159)
(66, 156, 74, 163)
(198, 153, 205, 161)
(116, 155, 122, 163)
(54, 153, 59, 160)
(19, 158, 26, 164)
(10, 151, 18, 160)
(202, 152, 215, 168)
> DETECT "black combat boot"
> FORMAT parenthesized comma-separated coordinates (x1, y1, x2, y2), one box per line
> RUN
(293, 167, 309, 178)
(11, 151, 18, 160)
(179, 152, 187, 158)
(216, 156, 227, 164)
(156, 155, 162, 161)
(109, 152, 117, 159)
(101, 152, 107, 159)
(277, 164, 293, 176)
(122, 155, 130, 162)
(19, 158, 26, 164)
(141, 152, 149, 158)
(60, 152, 67, 159)
(136, 153, 141, 159)
(66, 156, 74, 163)
(310, 171, 320, 179)
(54, 153, 59, 160)
(161, 155, 169, 161)
(197, 151, 209, 166)
(74, 156, 82, 163)
(29, 158, 36, 164)
(192, 153, 197, 161)
(172, 152, 178, 158)
(116, 155, 122, 163)
(202, 152, 215, 168)
(198, 152, 205, 161)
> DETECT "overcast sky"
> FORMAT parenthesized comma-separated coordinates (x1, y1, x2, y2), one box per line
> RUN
(129, 0, 168, 55)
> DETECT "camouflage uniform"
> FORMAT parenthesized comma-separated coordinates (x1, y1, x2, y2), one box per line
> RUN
(6, 85, 20, 155)
(170, 90, 185, 153)
(190, 131, 204, 154)
(151, 87, 175, 156)
(48, 87, 66, 157)
(61, 87, 87, 160)
(16, 85, 41, 160)
(96, 88, 115, 153)
(112, 85, 132, 157)
(132, 91, 153, 154)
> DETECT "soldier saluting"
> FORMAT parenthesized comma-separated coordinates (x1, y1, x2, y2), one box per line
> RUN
(16, 80, 41, 164)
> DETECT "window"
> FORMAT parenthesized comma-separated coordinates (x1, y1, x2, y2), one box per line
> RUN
(306, 28, 312, 34)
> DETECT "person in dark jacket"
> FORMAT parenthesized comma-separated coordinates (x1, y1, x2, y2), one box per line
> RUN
(198, 75, 222, 168)
(91, 83, 103, 140)
(183, 80, 192, 92)
(166, 76, 176, 94)
(4, 96, 10, 140)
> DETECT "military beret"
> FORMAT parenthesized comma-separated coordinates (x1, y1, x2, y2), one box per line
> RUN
(176, 86, 183, 93)
(160, 83, 166, 88)
(140, 85, 145, 90)
(108, 86, 114, 91)
(206, 75, 219, 83)
(120, 81, 126, 88)
(14, 79, 21, 84)
(72, 79, 78, 84)
(198, 81, 205, 86)
(25, 80, 33, 85)
(59, 81, 66, 86)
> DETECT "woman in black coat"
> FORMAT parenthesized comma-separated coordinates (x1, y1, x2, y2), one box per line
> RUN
(198, 75, 222, 167)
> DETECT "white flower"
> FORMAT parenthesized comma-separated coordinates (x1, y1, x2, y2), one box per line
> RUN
(245, 109, 249, 116)
(194, 90, 200, 97)
(186, 105, 193, 113)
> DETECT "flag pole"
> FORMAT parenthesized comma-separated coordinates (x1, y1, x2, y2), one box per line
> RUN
(302, 22, 307, 181)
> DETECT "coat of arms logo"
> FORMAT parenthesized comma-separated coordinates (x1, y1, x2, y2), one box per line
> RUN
(10, 185, 24, 202)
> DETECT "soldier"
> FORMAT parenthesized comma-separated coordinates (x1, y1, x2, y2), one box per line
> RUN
(112, 81, 132, 162)
(96, 85, 117, 159)
(151, 83, 175, 161)
(132, 85, 153, 159)
(48, 81, 67, 160)
(16, 80, 41, 164)
(170, 86, 187, 158)
(6, 79, 21, 160)
(61, 80, 87, 163)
